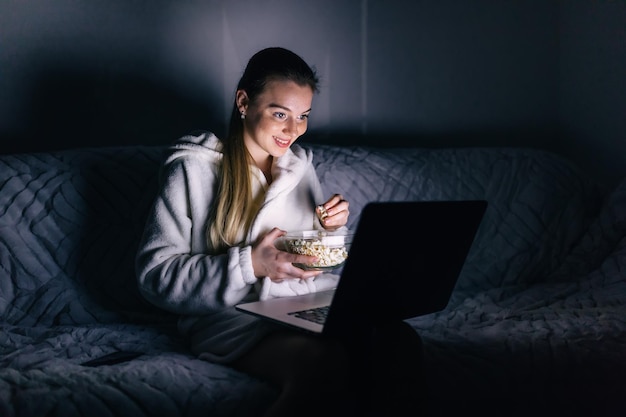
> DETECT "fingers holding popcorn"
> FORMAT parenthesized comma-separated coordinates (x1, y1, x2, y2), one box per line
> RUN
(317, 194, 349, 230)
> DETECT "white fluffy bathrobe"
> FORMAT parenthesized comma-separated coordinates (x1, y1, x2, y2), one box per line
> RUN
(136, 132, 339, 363)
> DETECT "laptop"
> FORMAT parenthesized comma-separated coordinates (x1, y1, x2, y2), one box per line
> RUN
(236, 200, 487, 338)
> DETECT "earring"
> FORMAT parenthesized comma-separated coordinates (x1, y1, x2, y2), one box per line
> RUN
(240, 111, 245, 120)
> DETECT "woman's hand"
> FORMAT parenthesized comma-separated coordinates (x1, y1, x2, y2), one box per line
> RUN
(251, 228, 322, 282)
(317, 194, 350, 231)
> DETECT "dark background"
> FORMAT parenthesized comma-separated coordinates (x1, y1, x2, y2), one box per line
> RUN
(1, 0, 624, 188)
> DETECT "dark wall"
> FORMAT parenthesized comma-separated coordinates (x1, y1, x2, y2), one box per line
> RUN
(559, 0, 626, 189)
(1, 0, 624, 187)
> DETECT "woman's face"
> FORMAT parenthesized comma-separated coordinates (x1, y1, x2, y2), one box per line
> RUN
(238, 79, 314, 166)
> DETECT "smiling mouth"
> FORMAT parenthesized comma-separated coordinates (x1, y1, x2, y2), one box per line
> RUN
(274, 136, 290, 147)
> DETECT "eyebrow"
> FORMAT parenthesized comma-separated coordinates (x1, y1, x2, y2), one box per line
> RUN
(268, 103, 312, 114)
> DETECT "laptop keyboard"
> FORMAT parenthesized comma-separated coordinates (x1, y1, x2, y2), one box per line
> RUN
(288, 305, 329, 325)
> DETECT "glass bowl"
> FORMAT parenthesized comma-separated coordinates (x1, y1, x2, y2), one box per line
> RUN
(279, 229, 353, 271)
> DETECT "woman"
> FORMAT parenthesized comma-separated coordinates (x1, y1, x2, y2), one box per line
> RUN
(136, 47, 422, 417)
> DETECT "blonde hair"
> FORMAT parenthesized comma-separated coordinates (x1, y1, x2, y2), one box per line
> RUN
(207, 47, 319, 252)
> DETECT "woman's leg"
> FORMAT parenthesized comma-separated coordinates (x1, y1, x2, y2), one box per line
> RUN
(232, 330, 356, 417)
(232, 322, 424, 417)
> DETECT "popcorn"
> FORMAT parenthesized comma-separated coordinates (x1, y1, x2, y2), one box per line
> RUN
(316, 205, 329, 221)
(285, 235, 349, 269)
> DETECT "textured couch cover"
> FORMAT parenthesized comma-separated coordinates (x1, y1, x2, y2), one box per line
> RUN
(1, 143, 625, 417)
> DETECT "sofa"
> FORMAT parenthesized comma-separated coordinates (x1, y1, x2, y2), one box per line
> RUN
(1, 141, 625, 417)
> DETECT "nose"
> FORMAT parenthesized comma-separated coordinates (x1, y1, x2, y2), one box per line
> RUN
(284, 118, 299, 137)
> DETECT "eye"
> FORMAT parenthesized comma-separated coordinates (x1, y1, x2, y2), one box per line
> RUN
(297, 114, 310, 121)
(273, 112, 287, 119)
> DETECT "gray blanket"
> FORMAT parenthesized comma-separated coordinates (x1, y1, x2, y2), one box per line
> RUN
(1, 144, 625, 416)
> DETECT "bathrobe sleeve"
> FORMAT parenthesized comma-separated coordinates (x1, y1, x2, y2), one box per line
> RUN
(135, 150, 257, 315)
